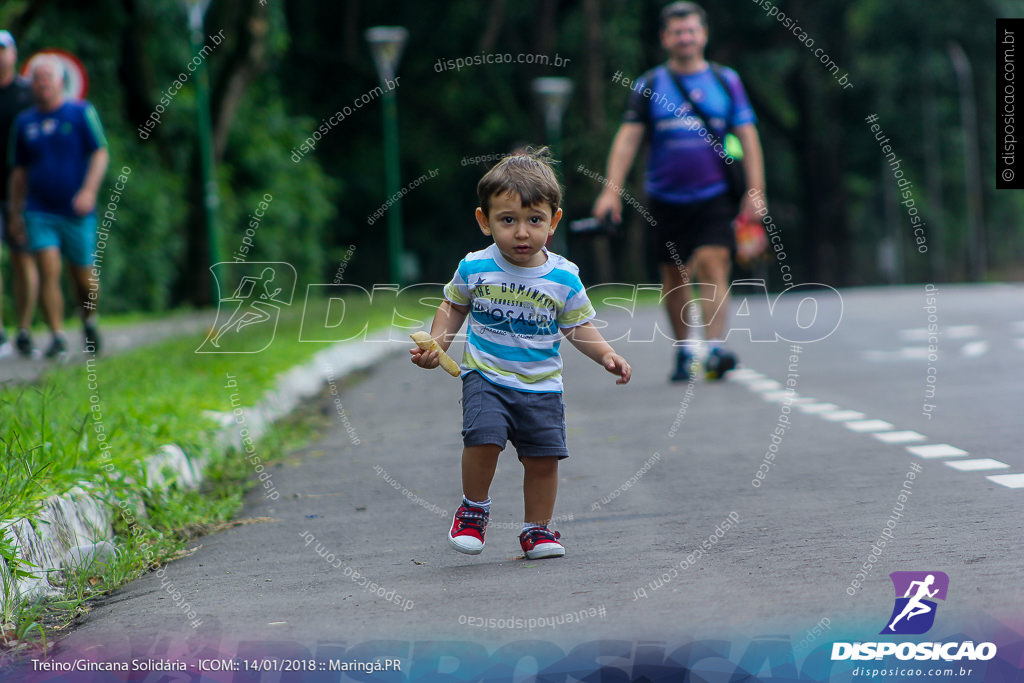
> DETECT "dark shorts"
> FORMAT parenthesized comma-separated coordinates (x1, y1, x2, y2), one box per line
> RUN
(461, 370, 568, 459)
(648, 193, 737, 265)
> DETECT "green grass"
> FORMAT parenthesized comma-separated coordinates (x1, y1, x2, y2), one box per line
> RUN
(0, 291, 431, 651)
(1, 293, 425, 504)
(585, 284, 664, 308)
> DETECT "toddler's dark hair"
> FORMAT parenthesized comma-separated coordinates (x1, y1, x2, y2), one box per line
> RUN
(477, 147, 562, 217)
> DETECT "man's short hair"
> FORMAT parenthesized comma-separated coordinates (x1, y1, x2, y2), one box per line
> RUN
(29, 54, 65, 82)
(660, 1, 708, 30)
(477, 147, 562, 217)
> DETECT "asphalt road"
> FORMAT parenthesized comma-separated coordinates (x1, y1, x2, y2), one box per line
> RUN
(6, 283, 1023, 681)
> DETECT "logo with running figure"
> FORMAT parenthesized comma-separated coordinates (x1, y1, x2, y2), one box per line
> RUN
(881, 571, 949, 635)
(197, 262, 296, 353)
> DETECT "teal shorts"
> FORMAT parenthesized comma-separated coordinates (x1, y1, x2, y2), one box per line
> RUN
(25, 211, 97, 267)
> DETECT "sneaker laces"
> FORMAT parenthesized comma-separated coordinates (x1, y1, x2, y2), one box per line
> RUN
(456, 505, 488, 533)
(522, 526, 560, 543)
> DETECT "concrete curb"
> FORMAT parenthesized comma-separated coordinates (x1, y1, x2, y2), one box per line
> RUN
(0, 333, 403, 612)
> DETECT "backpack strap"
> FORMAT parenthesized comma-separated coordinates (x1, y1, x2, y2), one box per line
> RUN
(665, 66, 726, 144)
(708, 62, 737, 131)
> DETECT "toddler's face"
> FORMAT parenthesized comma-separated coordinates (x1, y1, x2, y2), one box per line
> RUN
(476, 192, 562, 268)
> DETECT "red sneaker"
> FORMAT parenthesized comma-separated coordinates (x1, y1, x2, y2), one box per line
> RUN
(519, 526, 565, 559)
(448, 502, 489, 555)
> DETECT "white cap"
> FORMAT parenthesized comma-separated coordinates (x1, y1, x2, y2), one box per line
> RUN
(0, 31, 15, 49)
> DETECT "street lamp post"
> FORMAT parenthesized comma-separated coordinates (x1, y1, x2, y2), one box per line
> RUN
(366, 26, 408, 285)
(531, 77, 574, 161)
(531, 77, 574, 253)
(183, 0, 221, 303)
(947, 42, 984, 281)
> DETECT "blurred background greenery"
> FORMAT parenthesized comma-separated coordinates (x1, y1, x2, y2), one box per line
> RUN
(1, 0, 1018, 314)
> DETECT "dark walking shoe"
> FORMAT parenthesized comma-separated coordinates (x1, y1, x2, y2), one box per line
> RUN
(15, 330, 35, 358)
(44, 334, 68, 360)
(670, 347, 696, 382)
(705, 347, 737, 381)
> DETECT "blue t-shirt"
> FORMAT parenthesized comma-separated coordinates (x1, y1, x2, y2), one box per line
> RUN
(624, 64, 756, 204)
(12, 100, 107, 217)
(443, 244, 596, 394)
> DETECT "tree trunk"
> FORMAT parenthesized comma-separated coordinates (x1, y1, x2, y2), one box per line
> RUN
(477, 0, 506, 54)
(211, 0, 270, 162)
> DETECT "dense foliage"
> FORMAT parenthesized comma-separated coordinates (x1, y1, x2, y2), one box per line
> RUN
(1, 0, 1016, 312)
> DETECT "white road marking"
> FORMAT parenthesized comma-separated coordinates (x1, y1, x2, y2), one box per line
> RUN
(906, 444, 969, 459)
(819, 410, 866, 422)
(730, 368, 763, 381)
(899, 328, 930, 341)
(960, 341, 989, 358)
(797, 403, 840, 414)
(861, 347, 932, 361)
(945, 459, 1009, 472)
(947, 325, 981, 338)
(862, 350, 901, 362)
(897, 326, 978, 340)
(761, 390, 796, 402)
(845, 419, 894, 433)
(735, 369, 1016, 491)
(873, 430, 927, 444)
(986, 473, 1024, 489)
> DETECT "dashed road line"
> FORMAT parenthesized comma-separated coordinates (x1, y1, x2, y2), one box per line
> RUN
(906, 444, 968, 459)
(845, 419, 894, 433)
(985, 473, 1024, 489)
(945, 459, 1009, 472)
(796, 403, 840, 414)
(960, 340, 989, 358)
(730, 367, 1022, 490)
(873, 430, 926, 444)
(898, 325, 978, 341)
(760, 390, 794, 402)
(820, 409, 866, 422)
(946, 325, 981, 338)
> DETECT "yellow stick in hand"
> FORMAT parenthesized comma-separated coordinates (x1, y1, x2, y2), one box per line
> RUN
(410, 331, 460, 377)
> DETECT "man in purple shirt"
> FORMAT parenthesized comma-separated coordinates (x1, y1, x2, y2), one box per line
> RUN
(593, 1, 767, 382)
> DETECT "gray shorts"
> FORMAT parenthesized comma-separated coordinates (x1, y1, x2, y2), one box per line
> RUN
(461, 370, 568, 459)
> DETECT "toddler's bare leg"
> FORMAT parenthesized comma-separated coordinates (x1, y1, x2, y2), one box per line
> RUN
(462, 445, 501, 501)
(522, 456, 559, 525)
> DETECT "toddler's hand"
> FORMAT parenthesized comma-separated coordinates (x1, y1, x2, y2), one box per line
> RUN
(602, 353, 631, 385)
(410, 346, 440, 369)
